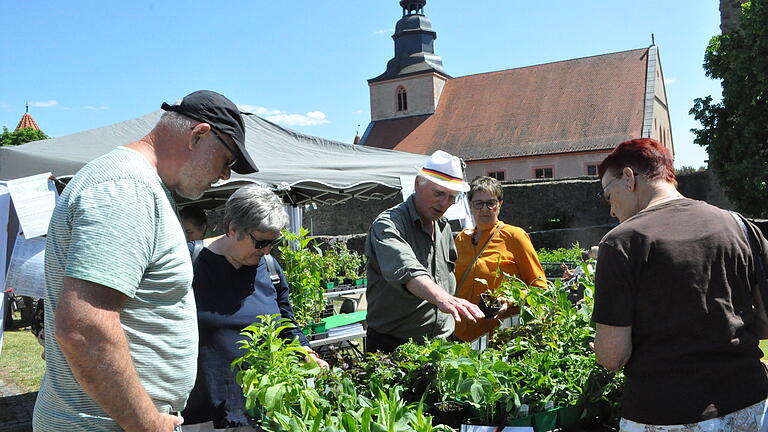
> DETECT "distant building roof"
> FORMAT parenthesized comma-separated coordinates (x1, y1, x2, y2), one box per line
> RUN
(362, 47, 649, 161)
(15, 112, 41, 132)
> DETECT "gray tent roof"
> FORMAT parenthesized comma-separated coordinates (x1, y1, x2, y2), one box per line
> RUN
(0, 110, 428, 206)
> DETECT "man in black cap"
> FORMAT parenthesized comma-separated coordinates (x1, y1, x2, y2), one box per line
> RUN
(34, 90, 257, 432)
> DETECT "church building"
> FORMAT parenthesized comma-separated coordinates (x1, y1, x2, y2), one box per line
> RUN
(360, 0, 674, 181)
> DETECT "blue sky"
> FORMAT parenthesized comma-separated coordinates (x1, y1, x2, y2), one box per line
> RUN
(1, 0, 721, 168)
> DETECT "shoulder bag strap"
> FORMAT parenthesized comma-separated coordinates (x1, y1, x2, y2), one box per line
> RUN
(190, 240, 204, 261)
(262, 254, 282, 289)
(456, 223, 505, 291)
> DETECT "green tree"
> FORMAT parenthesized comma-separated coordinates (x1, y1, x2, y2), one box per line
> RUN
(674, 166, 707, 176)
(690, 0, 768, 217)
(0, 126, 50, 147)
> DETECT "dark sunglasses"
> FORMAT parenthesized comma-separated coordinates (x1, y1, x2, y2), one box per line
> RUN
(210, 128, 238, 169)
(471, 199, 499, 210)
(248, 233, 282, 249)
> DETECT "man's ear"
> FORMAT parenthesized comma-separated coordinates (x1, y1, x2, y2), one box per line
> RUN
(189, 123, 212, 150)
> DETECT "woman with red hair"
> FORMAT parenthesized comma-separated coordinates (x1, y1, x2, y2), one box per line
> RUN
(592, 138, 768, 430)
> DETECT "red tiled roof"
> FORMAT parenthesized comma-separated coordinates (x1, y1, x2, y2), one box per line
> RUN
(363, 48, 649, 160)
(15, 113, 40, 131)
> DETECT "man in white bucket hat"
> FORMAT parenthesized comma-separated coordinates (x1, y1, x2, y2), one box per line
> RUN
(365, 150, 485, 353)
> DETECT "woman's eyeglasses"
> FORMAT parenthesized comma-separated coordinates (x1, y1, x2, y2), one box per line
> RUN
(471, 199, 499, 210)
(248, 233, 282, 249)
(595, 178, 618, 203)
(596, 170, 641, 203)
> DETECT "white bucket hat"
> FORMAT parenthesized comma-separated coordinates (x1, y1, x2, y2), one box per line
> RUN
(415, 150, 470, 192)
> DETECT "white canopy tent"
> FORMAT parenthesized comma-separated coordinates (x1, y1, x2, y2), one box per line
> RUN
(0, 111, 430, 221)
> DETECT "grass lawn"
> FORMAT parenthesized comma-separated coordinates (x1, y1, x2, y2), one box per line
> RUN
(0, 328, 45, 393)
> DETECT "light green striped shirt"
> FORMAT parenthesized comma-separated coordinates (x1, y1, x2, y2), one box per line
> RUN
(34, 147, 197, 431)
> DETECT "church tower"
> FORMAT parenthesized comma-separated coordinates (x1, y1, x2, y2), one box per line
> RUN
(368, 0, 450, 122)
(15, 103, 42, 132)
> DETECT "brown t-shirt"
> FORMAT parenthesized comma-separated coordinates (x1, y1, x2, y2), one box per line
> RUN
(592, 198, 768, 424)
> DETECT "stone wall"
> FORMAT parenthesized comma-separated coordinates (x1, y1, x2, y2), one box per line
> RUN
(202, 171, 757, 254)
(308, 170, 733, 237)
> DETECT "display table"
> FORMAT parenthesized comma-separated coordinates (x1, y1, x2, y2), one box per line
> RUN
(308, 328, 366, 349)
(323, 286, 366, 298)
(310, 311, 367, 355)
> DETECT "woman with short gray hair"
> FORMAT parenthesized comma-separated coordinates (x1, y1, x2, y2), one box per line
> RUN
(222, 184, 288, 239)
(182, 184, 327, 432)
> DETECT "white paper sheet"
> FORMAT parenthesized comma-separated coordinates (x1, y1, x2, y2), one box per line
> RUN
(4, 234, 46, 299)
(6, 173, 56, 239)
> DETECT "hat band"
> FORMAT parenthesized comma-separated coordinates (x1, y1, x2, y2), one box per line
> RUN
(421, 167, 464, 184)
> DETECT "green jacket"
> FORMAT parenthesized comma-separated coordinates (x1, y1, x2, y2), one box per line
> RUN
(364, 194, 457, 340)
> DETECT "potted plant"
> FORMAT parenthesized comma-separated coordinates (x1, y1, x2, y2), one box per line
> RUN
(332, 243, 363, 286)
(320, 244, 339, 290)
(232, 314, 324, 421)
(277, 227, 325, 328)
(478, 292, 502, 318)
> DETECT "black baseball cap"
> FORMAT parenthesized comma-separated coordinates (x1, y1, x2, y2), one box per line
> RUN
(161, 90, 258, 174)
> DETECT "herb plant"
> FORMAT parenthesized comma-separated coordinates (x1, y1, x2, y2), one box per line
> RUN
(277, 227, 326, 326)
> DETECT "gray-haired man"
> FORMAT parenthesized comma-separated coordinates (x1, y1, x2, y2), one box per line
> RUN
(365, 150, 485, 354)
(34, 90, 257, 432)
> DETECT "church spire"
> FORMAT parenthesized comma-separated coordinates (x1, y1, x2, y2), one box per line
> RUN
(369, 0, 447, 83)
(400, 0, 426, 16)
(15, 104, 41, 132)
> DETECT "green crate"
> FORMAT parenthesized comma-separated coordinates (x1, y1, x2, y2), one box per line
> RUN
(533, 408, 558, 432)
(557, 405, 583, 427)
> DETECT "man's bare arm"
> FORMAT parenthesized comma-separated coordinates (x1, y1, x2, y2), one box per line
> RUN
(55, 276, 182, 432)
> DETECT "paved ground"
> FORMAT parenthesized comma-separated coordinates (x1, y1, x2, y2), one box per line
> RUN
(0, 379, 35, 432)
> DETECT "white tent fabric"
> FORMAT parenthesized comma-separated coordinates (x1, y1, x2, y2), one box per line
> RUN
(0, 110, 429, 206)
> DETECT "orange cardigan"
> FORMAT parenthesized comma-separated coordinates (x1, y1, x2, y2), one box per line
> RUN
(453, 221, 547, 342)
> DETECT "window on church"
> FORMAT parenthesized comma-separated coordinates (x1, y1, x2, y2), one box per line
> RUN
(586, 164, 598, 176)
(534, 167, 553, 179)
(487, 171, 505, 181)
(397, 87, 408, 112)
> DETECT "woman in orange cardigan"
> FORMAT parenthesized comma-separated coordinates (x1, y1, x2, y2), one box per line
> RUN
(453, 176, 547, 342)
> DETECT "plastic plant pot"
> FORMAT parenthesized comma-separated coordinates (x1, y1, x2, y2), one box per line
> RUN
(309, 322, 327, 334)
(478, 293, 501, 318)
(308, 331, 328, 341)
